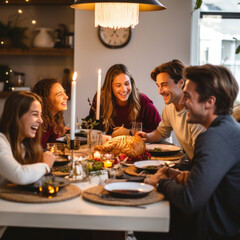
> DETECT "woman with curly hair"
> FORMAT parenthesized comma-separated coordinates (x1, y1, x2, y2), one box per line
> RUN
(33, 78, 69, 149)
(0, 91, 55, 186)
(86, 64, 161, 134)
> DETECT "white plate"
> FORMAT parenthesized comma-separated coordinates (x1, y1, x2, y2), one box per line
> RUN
(104, 182, 154, 198)
(134, 160, 166, 169)
(146, 144, 181, 156)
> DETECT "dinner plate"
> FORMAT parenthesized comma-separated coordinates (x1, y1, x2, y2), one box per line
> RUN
(104, 182, 154, 198)
(134, 160, 166, 169)
(146, 144, 182, 156)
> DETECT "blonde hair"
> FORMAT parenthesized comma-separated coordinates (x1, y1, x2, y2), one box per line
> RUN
(0, 91, 43, 164)
(101, 64, 141, 132)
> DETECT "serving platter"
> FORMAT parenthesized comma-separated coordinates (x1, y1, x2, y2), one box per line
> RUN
(146, 144, 182, 156)
(104, 182, 154, 198)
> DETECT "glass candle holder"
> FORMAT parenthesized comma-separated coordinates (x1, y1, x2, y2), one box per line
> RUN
(92, 150, 101, 161)
(102, 153, 115, 168)
(39, 178, 59, 198)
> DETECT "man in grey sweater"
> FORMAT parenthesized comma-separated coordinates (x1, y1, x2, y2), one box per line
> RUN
(138, 59, 205, 160)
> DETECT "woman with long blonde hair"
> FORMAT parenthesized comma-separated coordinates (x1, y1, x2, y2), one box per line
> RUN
(0, 91, 55, 186)
(86, 64, 161, 134)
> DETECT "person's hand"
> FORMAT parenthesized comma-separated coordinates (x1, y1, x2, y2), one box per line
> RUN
(59, 126, 70, 137)
(167, 168, 181, 180)
(42, 151, 56, 169)
(175, 171, 190, 185)
(136, 131, 147, 141)
(144, 167, 169, 186)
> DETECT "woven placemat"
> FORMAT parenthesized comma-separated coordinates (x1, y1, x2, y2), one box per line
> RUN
(150, 151, 185, 161)
(0, 184, 81, 203)
(82, 185, 164, 206)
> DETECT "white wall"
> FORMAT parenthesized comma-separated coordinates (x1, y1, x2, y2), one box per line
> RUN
(66, 0, 192, 145)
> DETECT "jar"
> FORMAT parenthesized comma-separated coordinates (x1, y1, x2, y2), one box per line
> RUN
(14, 72, 25, 86)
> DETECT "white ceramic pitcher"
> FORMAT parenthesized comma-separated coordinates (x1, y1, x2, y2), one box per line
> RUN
(33, 28, 54, 48)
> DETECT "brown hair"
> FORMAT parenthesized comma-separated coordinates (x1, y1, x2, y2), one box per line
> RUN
(183, 64, 239, 115)
(33, 78, 64, 134)
(101, 64, 141, 132)
(0, 91, 43, 164)
(151, 59, 185, 85)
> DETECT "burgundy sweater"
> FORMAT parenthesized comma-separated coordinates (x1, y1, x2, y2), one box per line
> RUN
(86, 93, 161, 134)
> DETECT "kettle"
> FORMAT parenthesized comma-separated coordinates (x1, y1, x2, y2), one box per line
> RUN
(33, 28, 54, 48)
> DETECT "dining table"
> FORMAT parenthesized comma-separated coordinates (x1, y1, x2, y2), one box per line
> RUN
(0, 170, 170, 240)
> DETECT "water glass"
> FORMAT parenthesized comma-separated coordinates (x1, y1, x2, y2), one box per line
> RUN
(131, 122, 142, 135)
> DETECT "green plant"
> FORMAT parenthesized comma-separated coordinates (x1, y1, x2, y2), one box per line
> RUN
(193, 0, 240, 54)
(0, 20, 28, 50)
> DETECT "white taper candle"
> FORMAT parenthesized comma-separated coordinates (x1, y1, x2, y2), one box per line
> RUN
(96, 69, 101, 120)
(70, 71, 77, 140)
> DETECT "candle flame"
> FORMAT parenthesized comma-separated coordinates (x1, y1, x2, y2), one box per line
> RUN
(73, 71, 77, 81)
(98, 69, 101, 74)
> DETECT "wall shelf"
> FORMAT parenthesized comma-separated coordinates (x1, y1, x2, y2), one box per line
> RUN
(0, 0, 74, 5)
(0, 48, 73, 56)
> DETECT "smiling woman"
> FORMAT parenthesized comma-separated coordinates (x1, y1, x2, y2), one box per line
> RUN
(84, 64, 161, 135)
(0, 91, 55, 186)
(33, 79, 70, 149)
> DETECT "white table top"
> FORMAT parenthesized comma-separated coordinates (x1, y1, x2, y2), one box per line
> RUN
(0, 173, 170, 233)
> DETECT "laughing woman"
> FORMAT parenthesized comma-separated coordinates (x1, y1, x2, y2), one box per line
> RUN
(33, 78, 70, 149)
(85, 64, 161, 134)
(0, 91, 55, 186)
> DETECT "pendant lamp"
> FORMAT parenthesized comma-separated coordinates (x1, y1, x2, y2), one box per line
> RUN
(71, 0, 166, 29)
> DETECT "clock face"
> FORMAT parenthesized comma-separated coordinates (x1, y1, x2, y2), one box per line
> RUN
(98, 27, 131, 49)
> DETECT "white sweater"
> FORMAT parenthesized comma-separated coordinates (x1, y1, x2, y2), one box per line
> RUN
(0, 133, 50, 186)
(157, 104, 205, 160)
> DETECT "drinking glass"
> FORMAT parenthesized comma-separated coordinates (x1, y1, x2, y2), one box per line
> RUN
(131, 122, 142, 135)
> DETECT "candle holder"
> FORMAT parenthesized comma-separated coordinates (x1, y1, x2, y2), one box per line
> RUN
(38, 176, 59, 198)
(92, 150, 102, 161)
(102, 153, 115, 168)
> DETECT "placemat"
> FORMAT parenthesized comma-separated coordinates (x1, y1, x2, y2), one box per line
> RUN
(82, 185, 164, 206)
(0, 184, 81, 203)
(150, 151, 185, 161)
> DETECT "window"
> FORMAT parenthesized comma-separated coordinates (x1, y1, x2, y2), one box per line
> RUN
(197, 0, 240, 102)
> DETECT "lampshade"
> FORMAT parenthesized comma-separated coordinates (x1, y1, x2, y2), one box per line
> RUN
(71, 0, 166, 29)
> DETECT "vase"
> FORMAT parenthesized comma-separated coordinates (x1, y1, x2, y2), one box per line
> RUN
(33, 28, 54, 48)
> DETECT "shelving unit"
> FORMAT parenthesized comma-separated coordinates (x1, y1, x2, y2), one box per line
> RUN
(0, 48, 73, 56)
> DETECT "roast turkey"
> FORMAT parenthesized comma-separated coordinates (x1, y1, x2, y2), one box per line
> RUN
(94, 135, 145, 158)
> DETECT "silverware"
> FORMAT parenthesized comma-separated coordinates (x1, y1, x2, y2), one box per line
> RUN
(84, 191, 146, 209)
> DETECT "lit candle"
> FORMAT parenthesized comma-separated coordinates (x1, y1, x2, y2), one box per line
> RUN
(93, 151, 101, 161)
(96, 69, 101, 120)
(103, 160, 113, 168)
(71, 72, 77, 140)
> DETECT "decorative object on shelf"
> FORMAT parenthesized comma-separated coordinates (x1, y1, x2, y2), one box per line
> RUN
(98, 27, 131, 49)
(33, 28, 54, 48)
(71, 0, 166, 29)
(0, 65, 13, 91)
(0, 8, 36, 50)
(54, 23, 70, 48)
(0, 21, 28, 49)
(13, 71, 25, 86)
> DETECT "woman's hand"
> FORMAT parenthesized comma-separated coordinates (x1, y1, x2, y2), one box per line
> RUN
(175, 171, 190, 185)
(60, 126, 70, 137)
(42, 151, 56, 169)
(144, 167, 169, 186)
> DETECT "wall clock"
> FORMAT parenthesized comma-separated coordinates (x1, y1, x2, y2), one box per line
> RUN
(98, 27, 132, 49)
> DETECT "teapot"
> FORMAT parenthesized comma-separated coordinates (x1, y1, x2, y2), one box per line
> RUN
(33, 28, 54, 48)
